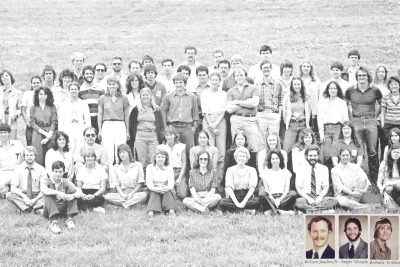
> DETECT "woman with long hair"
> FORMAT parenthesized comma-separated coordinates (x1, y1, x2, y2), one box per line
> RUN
(45, 131, 74, 180)
(183, 151, 221, 213)
(21, 75, 42, 145)
(189, 130, 219, 174)
(382, 127, 400, 162)
(378, 144, 400, 211)
(290, 128, 318, 174)
(98, 77, 130, 165)
(55, 69, 74, 110)
(29, 86, 57, 166)
(370, 217, 393, 260)
(125, 73, 145, 113)
(282, 77, 311, 152)
(331, 121, 364, 167)
(257, 132, 287, 174)
(128, 87, 164, 168)
(373, 64, 390, 96)
(318, 80, 349, 166)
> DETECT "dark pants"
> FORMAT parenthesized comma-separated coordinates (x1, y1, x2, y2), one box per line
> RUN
(170, 122, 194, 155)
(310, 115, 320, 142)
(91, 116, 101, 144)
(225, 112, 232, 149)
(26, 126, 33, 146)
(260, 191, 297, 212)
(146, 191, 176, 212)
(78, 189, 104, 211)
(219, 189, 260, 212)
(43, 195, 78, 220)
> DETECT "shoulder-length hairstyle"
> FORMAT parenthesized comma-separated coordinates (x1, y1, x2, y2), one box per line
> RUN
(266, 148, 285, 169)
(41, 65, 57, 82)
(322, 80, 344, 99)
(373, 217, 392, 239)
(117, 144, 135, 163)
(339, 121, 360, 147)
(52, 131, 70, 152)
(289, 77, 306, 103)
(163, 125, 180, 144)
(263, 132, 282, 167)
(387, 145, 400, 179)
(231, 132, 249, 149)
(30, 75, 42, 90)
(233, 146, 250, 163)
(373, 64, 388, 84)
(355, 66, 373, 84)
(388, 76, 400, 93)
(193, 150, 212, 171)
(153, 148, 170, 166)
(58, 69, 74, 88)
(0, 70, 16, 85)
(126, 73, 145, 94)
(279, 60, 293, 76)
(295, 128, 317, 151)
(33, 86, 55, 107)
(106, 77, 122, 97)
(197, 130, 210, 146)
(299, 60, 316, 82)
(138, 87, 159, 112)
(388, 127, 400, 147)
(69, 81, 81, 91)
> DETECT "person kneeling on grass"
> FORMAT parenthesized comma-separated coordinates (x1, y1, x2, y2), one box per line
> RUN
(76, 150, 107, 213)
(104, 144, 147, 209)
(332, 148, 371, 210)
(259, 149, 297, 215)
(183, 151, 221, 213)
(219, 147, 260, 213)
(6, 146, 45, 214)
(41, 161, 81, 234)
(146, 148, 177, 217)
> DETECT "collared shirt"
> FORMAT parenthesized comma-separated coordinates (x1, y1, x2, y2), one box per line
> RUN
(225, 165, 258, 190)
(21, 90, 35, 120)
(345, 85, 382, 117)
(221, 74, 254, 92)
(1, 86, 22, 124)
(54, 89, 71, 111)
(178, 61, 203, 93)
(317, 97, 349, 132)
(189, 145, 219, 170)
(58, 98, 91, 131)
(11, 162, 47, 194)
(381, 94, 400, 124)
(370, 239, 391, 260)
(156, 143, 186, 168)
(256, 76, 281, 113)
(227, 83, 260, 116)
(104, 73, 128, 94)
(189, 169, 217, 192)
(93, 79, 107, 92)
(349, 239, 361, 255)
(161, 90, 199, 124)
(146, 164, 174, 190)
(249, 63, 280, 83)
(41, 176, 77, 195)
(332, 162, 370, 196)
(75, 143, 109, 166)
(312, 244, 328, 259)
(45, 148, 74, 177)
(0, 140, 24, 171)
(79, 87, 105, 117)
(156, 74, 175, 93)
(259, 168, 291, 195)
(112, 162, 144, 189)
(302, 77, 321, 116)
(331, 139, 364, 163)
(98, 94, 129, 121)
(296, 163, 329, 195)
(145, 81, 167, 106)
(276, 76, 292, 100)
(201, 89, 227, 114)
(126, 91, 140, 114)
(76, 163, 108, 189)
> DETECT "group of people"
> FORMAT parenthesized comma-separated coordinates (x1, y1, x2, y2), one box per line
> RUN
(1, 45, 400, 233)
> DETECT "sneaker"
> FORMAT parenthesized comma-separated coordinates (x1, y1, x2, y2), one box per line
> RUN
(278, 209, 295, 215)
(244, 209, 256, 215)
(65, 218, 76, 229)
(93, 207, 105, 213)
(34, 208, 44, 216)
(168, 209, 176, 216)
(49, 221, 62, 234)
(264, 210, 273, 216)
(147, 211, 154, 218)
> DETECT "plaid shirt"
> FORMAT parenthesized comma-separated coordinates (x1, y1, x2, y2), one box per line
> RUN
(256, 77, 281, 113)
(161, 90, 199, 124)
(189, 169, 217, 192)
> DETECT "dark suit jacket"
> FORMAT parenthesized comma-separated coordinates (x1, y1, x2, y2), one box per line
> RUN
(339, 238, 368, 259)
(306, 245, 335, 259)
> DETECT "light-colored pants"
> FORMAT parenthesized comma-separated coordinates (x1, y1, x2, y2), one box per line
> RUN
(295, 197, 337, 212)
(230, 115, 264, 152)
(336, 194, 369, 210)
(104, 189, 147, 209)
(0, 170, 13, 196)
(64, 124, 85, 155)
(134, 131, 158, 168)
(256, 111, 280, 140)
(6, 192, 44, 212)
(101, 121, 127, 165)
(183, 191, 221, 212)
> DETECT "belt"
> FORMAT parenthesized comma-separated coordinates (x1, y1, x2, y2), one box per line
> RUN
(258, 109, 277, 114)
(234, 113, 256, 117)
(103, 119, 124, 122)
(353, 115, 374, 119)
(171, 121, 191, 126)
(137, 129, 156, 133)
(324, 122, 341, 126)
(290, 118, 306, 123)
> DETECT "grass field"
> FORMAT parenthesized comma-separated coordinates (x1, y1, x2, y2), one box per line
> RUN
(1, 0, 399, 266)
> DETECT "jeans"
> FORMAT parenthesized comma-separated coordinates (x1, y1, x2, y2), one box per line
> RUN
(283, 121, 306, 151)
(170, 123, 194, 155)
(321, 123, 341, 165)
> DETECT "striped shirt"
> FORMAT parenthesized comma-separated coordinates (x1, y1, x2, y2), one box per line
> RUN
(79, 87, 105, 117)
(381, 94, 400, 124)
(161, 90, 199, 124)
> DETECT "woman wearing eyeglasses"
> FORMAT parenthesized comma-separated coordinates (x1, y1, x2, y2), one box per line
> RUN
(183, 151, 221, 213)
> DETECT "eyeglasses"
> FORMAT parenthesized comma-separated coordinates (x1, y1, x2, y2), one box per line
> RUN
(199, 158, 209, 161)
(85, 134, 96, 138)
(96, 69, 106, 72)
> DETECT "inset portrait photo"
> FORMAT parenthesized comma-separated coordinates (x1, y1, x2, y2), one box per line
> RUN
(370, 216, 399, 260)
(338, 215, 368, 259)
(305, 215, 335, 259)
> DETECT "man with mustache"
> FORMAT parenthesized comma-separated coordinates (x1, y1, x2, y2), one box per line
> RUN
(295, 145, 337, 213)
(339, 217, 368, 259)
(306, 216, 335, 259)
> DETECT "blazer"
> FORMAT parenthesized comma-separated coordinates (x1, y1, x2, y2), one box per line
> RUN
(306, 245, 335, 259)
(339, 238, 368, 259)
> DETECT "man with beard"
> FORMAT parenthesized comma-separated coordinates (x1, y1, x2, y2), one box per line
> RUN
(306, 216, 335, 259)
(105, 56, 128, 94)
(143, 64, 167, 106)
(295, 145, 338, 213)
(79, 66, 105, 133)
(339, 217, 368, 259)
(70, 52, 85, 85)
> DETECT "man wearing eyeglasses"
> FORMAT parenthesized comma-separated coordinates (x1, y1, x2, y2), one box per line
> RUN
(105, 56, 128, 94)
(345, 66, 382, 185)
(93, 63, 107, 92)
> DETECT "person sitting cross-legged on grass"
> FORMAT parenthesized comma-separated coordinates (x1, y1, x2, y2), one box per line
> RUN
(183, 151, 221, 213)
(377, 144, 400, 211)
(41, 161, 81, 234)
(259, 149, 296, 215)
(294, 145, 337, 213)
(331, 148, 371, 210)
(219, 147, 260, 213)
(146, 148, 177, 217)
(76, 149, 107, 213)
(6, 146, 45, 213)
(104, 144, 147, 209)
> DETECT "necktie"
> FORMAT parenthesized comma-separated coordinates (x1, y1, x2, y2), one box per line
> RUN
(349, 244, 355, 258)
(311, 166, 316, 197)
(313, 251, 319, 259)
(26, 167, 33, 199)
